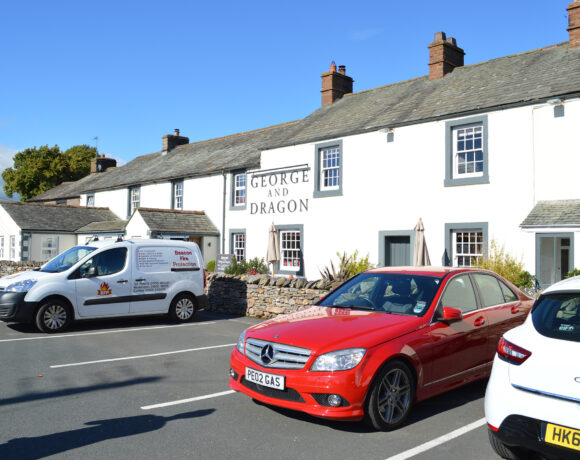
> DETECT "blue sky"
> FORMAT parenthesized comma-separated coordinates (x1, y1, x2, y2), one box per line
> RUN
(0, 0, 573, 180)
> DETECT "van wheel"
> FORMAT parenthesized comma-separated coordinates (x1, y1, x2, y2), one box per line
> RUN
(365, 360, 415, 431)
(35, 299, 72, 333)
(169, 293, 196, 322)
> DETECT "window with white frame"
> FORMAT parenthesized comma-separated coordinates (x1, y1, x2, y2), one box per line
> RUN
(9, 235, 16, 260)
(444, 116, 488, 187)
(232, 233, 245, 262)
(233, 173, 246, 206)
(86, 194, 94, 207)
(280, 230, 301, 271)
(41, 236, 58, 261)
(453, 230, 484, 267)
(320, 146, 340, 190)
(0, 236, 4, 259)
(173, 181, 183, 210)
(314, 140, 342, 198)
(128, 186, 140, 216)
(453, 124, 483, 178)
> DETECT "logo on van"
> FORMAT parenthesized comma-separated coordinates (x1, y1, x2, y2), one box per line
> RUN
(97, 282, 112, 296)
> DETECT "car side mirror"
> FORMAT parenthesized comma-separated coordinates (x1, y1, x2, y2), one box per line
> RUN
(83, 266, 99, 278)
(442, 306, 463, 322)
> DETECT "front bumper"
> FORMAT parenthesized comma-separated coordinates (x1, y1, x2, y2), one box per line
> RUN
(229, 348, 367, 421)
(0, 291, 37, 323)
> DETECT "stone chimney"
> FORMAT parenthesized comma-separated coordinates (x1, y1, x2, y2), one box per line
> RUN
(569, 1, 580, 49)
(321, 61, 354, 106)
(162, 129, 189, 154)
(428, 32, 465, 81)
(90, 155, 117, 174)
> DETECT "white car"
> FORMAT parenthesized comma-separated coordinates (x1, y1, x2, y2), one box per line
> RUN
(0, 239, 207, 333)
(485, 276, 580, 460)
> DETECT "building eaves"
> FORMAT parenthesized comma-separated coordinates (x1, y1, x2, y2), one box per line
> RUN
(521, 200, 580, 228)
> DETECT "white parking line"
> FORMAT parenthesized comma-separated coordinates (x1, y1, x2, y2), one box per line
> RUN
(141, 390, 236, 410)
(384, 418, 487, 460)
(0, 322, 216, 343)
(50, 343, 236, 368)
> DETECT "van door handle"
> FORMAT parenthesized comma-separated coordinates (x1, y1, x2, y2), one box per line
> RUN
(474, 316, 486, 327)
(135, 278, 146, 282)
(117, 280, 129, 284)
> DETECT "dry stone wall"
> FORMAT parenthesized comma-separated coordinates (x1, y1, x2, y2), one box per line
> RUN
(0, 261, 42, 277)
(206, 273, 341, 319)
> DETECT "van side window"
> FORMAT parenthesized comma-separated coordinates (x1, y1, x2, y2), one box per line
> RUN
(439, 274, 477, 313)
(80, 248, 127, 277)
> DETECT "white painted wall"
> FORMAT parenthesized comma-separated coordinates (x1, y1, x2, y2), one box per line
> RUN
(0, 206, 21, 261)
(125, 211, 148, 239)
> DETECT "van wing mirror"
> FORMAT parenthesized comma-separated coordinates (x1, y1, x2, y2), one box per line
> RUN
(83, 266, 99, 278)
(442, 306, 463, 322)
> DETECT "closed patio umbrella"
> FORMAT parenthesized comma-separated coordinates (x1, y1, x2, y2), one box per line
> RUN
(266, 222, 280, 276)
(413, 218, 431, 266)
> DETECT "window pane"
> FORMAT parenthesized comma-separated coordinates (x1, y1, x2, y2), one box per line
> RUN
(440, 275, 477, 313)
(473, 274, 508, 307)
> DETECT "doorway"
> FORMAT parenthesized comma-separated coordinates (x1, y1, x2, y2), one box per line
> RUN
(536, 234, 574, 289)
(379, 231, 414, 267)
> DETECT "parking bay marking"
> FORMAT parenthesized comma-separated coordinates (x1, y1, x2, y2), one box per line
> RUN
(384, 418, 487, 460)
(50, 343, 236, 368)
(141, 390, 236, 410)
(0, 322, 217, 343)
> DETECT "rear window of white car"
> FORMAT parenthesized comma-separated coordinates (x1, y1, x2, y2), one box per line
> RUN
(532, 293, 580, 343)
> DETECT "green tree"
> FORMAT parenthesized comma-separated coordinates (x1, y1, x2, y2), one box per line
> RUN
(2, 144, 97, 201)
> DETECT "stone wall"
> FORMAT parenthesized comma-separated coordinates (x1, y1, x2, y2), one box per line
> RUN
(206, 273, 341, 319)
(0, 261, 42, 277)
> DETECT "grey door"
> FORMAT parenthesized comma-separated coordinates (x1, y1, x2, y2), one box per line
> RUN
(385, 236, 411, 266)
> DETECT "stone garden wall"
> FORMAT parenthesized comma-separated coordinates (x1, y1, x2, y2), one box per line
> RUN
(0, 261, 42, 277)
(206, 273, 341, 319)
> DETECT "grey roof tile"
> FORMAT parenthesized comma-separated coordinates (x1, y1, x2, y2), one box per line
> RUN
(521, 200, 580, 227)
(136, 208, 219, 236)
(76, 220, 127, 233)
(0, 202, 121, 232)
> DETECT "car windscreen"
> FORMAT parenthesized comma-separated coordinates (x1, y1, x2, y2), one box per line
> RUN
(532, 293, 580, 343)
(318, 272, 442, 316)
(40, 246, 97, 273)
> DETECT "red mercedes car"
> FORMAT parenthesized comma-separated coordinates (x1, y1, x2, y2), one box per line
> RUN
(229, 267, 533, 430)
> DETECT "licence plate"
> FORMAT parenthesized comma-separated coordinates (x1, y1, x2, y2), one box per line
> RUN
(245, 367, 285, 390)
(545, 423, 580, 452)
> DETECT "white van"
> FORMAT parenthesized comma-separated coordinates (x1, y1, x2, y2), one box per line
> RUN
(0, 239, 207, 333)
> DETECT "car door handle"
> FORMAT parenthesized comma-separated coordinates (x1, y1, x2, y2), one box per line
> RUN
(510, 306, 519, 314)
(474, 316, 486, 327)
(135, 278, 146, 282)
(117, 280, 129, 284)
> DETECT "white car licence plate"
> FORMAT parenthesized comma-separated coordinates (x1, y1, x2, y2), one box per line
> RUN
(246, 367, 285, 390)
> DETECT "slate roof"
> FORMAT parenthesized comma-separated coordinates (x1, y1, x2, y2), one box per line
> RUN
(76, 220, 127, 233)
(29, 174, 104, 202)
(136, 208, 219, 236)
(267, 42, 580, 149)
(0, 202, 122, 232)
(521, 200, 580, 227)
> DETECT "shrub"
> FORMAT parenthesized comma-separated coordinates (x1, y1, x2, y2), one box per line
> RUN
(565, 268, 580, 279)
(206, 259, 216, 272)
(225, 257, 268, 275)
(516, 270, 536, 289)
(473, 240, 524, 286)
(320, 251, 374, 281)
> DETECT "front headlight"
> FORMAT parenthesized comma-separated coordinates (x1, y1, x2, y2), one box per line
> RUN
(311, 348, 366, 371)
(236, 329, 247, 354)
(5, 279, 38, 292)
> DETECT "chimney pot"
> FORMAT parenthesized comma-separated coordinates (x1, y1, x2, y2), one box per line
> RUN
(434, 31, 446, 41)
(330, 60, 337, 72)
(174, 128, 180, 136)
(338, 65, 346, 75)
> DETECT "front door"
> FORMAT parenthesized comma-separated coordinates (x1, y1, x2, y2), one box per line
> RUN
(536, 234, 573, 289)
(385, 236, 411, 266)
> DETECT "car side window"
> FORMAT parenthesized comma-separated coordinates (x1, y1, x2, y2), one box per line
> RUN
(472, 274, 506, 307)
(439, 274, 478, 313)
(80, 248, 127, 277)
(498, 280, 517, 302)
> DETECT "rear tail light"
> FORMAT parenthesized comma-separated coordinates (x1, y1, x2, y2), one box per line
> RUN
(497, 337, 531, 365)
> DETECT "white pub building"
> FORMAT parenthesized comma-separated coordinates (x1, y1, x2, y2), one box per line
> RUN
(12, 1, 580, 289)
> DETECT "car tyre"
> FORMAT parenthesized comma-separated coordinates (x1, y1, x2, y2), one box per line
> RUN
(365, 360, 415, 431)
(168, 293, 196, 323)
(35, 298, 72, 333)
(488, 430, 530, 460)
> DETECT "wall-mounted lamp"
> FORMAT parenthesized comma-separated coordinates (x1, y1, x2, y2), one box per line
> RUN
(546, 98, 564, 105)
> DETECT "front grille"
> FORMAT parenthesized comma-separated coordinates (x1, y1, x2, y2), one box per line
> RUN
(241, 377, 305, 403)
(245, 338, 311, 369)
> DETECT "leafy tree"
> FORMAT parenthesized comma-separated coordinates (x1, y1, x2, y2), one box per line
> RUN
(1, 144, 97, 201)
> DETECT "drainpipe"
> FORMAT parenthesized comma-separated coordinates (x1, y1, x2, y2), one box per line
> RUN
(221, 170, 226, 253)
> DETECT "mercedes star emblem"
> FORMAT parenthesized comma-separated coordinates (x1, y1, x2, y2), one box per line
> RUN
(261, 344, 275, 364)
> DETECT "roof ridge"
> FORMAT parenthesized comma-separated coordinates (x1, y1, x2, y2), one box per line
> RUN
(137, 207, 206, 215)
(2, 201, 111, 211)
